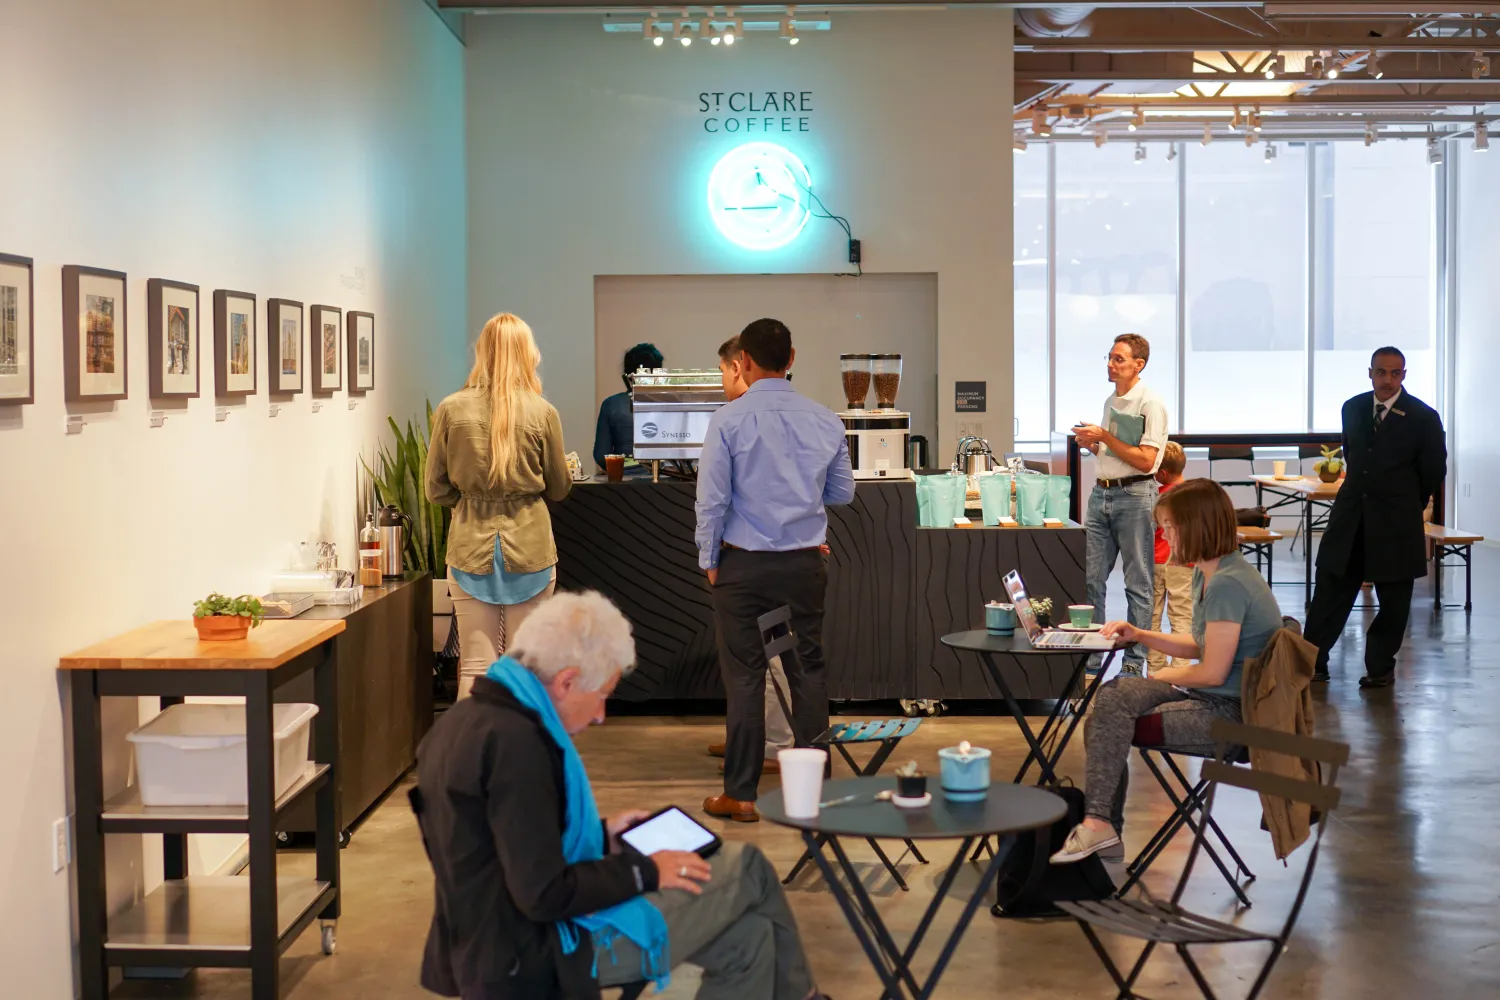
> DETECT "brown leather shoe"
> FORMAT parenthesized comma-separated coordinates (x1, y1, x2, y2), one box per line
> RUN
(718, 758, 780, 775)
(703, 794, 759, 822)
(707, 742, 726, 758)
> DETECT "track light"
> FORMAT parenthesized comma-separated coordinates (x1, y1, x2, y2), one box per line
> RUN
(1477, 123, 1490, 153)
(673, 18, 691, 46)
(1014, 136, 1028, 154)
(1167, 144, 1179, 162)
(1265, 53, 1285, 80)
(1134, 143, 1146, 164)
(1032, 108, 1051, 137)
(1245, 130, 1257, 147)
(702, 18, 715, 43)
(1251, 110, 1263, 133)
(1427, 136, 1443, 165)
(779, 15, 799, 44)
(1326, 53, 1340, 80)
(1368, 51, 1382, 79)
(1310, 55, 1325, 79)
(1474, 53, 1491, 79)
(1265, 143, 1278, 163)
(1129, 106, 1144, 131)
(723, 17, 738, 45)
(1202, 123, 1212, 146)
(1094, 131, 1107, 148)
(1365, 124, 1377, 146)
(1231, 107, 1243, 131)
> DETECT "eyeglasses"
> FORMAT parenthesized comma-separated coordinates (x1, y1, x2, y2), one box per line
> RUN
(1105, 354, 1137, 365)
(1370, 367, 1407, 378)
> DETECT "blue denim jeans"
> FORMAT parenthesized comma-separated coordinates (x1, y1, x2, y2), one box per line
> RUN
(1085, 480, 1158, 671)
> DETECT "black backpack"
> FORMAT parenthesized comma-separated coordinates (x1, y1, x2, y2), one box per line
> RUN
(992, 784, 1115, 919)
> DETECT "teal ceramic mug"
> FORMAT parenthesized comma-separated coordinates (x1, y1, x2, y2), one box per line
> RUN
(985, 602, 1016, 635)
(1068, 604, 1095, 628)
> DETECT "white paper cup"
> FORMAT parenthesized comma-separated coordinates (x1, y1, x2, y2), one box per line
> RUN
(778, 748, 828, 819)
(1273, 460, 1287, 478)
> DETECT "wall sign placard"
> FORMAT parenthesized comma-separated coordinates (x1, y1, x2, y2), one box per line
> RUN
(706, 142, 812, 251)
(955, 381, 987, 413)
(699, 90, 814, 133)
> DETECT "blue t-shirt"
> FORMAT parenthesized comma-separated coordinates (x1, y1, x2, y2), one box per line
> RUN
(450, 539, 553, 605)
(1190, 551, 1283, 697)
(592, 392, 633, 470)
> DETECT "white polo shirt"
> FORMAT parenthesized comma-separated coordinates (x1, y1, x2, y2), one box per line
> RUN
(1097, 380, 1169, 480)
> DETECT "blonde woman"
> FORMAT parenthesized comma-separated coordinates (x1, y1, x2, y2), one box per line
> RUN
(427, 313, 571, 699)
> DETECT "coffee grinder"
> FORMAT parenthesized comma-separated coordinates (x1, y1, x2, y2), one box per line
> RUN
(838, 353, 912, 480)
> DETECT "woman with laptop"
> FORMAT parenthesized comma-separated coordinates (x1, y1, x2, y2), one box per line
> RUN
(1050, 479, 1283, 865)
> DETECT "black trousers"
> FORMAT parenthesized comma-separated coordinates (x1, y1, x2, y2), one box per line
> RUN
(711, 547, 830, 802)
(1304, 518, 1415, 679)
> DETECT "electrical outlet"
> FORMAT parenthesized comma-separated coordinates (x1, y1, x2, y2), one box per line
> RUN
(52, 817, 71, 873)
(848, 238, 862, 264)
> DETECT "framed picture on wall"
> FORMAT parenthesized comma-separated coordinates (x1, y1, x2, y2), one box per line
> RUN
(214, 289, 258, 397)
(266, 298, 304, 395)
(0, 254, 34, 405)
(62, 265, 128, 402)
(147, 279, 200, 399)
(310, 304, 342, 394)
(347, 311, 374, 394)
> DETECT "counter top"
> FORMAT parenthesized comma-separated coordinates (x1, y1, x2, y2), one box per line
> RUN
(59, 619, 346, 671)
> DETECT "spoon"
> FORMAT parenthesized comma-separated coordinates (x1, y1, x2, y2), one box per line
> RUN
(820, 789, 894, 809)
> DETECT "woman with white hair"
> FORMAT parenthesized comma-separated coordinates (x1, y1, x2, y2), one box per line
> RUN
(427, 312, 572, 699)
(412, 591, 828, 1000)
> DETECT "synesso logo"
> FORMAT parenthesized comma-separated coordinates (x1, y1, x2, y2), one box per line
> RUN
(641, 422, 659, 439)
(639, 421, 692, 441)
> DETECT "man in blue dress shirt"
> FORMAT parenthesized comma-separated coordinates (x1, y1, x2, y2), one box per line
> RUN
(696, 318, 856, 822)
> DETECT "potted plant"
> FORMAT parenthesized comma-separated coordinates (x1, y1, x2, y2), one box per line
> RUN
(192, 593, 265, 641)
(894, 760, 927, 799)
(1032, 596, 1055, 628)
(1314, 445, 1345, 484)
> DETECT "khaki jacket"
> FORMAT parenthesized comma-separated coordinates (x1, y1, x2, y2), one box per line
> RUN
(1240, 623, 1319, 860)
(425, 386, 572, 577)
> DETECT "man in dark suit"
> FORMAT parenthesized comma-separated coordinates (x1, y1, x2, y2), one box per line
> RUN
(1304, 347, 1447, 689)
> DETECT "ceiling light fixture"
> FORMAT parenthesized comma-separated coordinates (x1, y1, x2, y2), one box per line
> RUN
(1251, 109, 1263, 133)
(1245, 130, 1257, 147)
(1264, 53, 1285, 80)
(1326, 53, 1341, 80)
(1202, 123, 1212, 146)
(702, 18, 716, 44)
(723, 14, 739, 45)
(1265, 143, 1278, 163)
(1231, 106, 1243, 131)
(1167, 144, 1179, 162)
(1427, 135, 1443, 164)
(779, 13, 799, 44)
(1474, 53, 1491, 79)
(1033, 108, 1051, 137)
(1368, 51, 1383, 79)
(1094, 131, 1107, 148)
(674, 18, 691, 46)
(1014, 136, 1028, 154)
(1365, 124, 1377, 146)
(1477, 123, 1490, 153)
(1310, 55, 1325, 79)
(1130, 106, 1143, 132)
(1134, 143, 1146, 164)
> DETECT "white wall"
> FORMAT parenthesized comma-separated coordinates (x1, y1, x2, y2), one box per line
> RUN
(466, 11, 1013, 458)
(0, 2, 466, 995)
(1454, 152, 1500, 539)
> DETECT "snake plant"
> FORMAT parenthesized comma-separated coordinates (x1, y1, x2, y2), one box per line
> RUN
(363, 400, 449, 578)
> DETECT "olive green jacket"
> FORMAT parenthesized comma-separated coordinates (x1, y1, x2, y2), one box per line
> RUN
(425, 386, 572, 577)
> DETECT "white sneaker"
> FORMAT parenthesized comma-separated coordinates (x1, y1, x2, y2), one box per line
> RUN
(1050, 824, 1122, 865)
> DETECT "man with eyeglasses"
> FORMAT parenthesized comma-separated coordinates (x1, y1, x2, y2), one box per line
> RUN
(1304, 346, 1447, 689)
(1072, 333, 1169, 677)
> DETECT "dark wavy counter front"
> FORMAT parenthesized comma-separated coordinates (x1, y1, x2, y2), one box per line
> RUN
(550, 480, 1085, 702)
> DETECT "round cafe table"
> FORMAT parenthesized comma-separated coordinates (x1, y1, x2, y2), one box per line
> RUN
(759, 776, 1065, 1000)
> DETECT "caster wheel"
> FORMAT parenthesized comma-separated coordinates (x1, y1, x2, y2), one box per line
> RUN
(337, 829, 351, 848)
(320, 923, 337, 955)
(276, 831, 291, 846)
(900, 699, 921, 718)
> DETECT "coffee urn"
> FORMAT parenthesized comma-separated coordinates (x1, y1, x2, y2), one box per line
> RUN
(377, 505, 410, 578)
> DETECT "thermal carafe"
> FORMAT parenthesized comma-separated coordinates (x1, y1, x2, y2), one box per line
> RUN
(377, 505, 409, 578)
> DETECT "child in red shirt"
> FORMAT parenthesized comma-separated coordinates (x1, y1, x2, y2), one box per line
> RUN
(1149, 441, 1192, 673)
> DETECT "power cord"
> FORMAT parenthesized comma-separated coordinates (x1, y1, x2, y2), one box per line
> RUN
(758, 170, 862, 277)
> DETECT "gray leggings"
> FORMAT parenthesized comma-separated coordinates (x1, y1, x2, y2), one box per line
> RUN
(1083, 677, 1242, 829)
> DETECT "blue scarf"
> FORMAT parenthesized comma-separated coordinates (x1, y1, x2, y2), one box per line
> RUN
(486, 657, 670, 989)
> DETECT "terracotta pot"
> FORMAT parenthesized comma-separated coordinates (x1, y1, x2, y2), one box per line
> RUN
(194, 615, 251, 641)
(1318, 469, 1341, 483)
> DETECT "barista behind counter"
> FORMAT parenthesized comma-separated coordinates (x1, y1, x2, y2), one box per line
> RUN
(593, 342, 664, 471)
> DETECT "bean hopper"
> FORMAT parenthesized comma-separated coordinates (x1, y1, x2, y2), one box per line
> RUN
(838, 353, 912, 480)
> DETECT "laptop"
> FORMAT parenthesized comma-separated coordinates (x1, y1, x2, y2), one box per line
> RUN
(1003, 570, 1118, 650)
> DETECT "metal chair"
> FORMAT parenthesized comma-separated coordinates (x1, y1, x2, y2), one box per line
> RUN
(759, 606, 929, 890)
(1059, 719, 1349, 1000)
(1206, 445, 1257, 490)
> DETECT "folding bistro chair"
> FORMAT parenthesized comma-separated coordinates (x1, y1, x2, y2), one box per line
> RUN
(1206, 445, 1257, 490)
(758, 606, 929, 891)
(1059, 719, 1349, 1000)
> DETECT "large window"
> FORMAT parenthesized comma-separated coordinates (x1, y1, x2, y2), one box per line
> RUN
(1013, 140, 1443, 445)
(1013, 147, 1050, 443)
(1184, 143, 1308, 431)
(1314, 141, 1437, 428)
(1053, 143, 1178, 432)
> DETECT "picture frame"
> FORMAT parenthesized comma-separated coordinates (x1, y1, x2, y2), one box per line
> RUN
(62, 265, 128, 402)
(310, 304, 342, 395)
(266, 298, 304, 395)
(147, 279, 200, 399)
(214, 289, 258, 397)
(347, 311, 375, 394)
(0, 253, 34, 405)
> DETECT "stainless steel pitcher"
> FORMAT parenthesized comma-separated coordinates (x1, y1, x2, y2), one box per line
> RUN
(376, 505, 410, 578)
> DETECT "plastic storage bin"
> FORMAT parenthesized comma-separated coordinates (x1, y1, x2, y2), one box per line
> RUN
(127, 702, 319, 807)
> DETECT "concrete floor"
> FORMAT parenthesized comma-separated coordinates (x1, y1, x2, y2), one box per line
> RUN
(115, 543, 1500, 999)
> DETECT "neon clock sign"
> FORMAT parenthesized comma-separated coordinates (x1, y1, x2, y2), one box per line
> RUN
(705, 142, 812, 251)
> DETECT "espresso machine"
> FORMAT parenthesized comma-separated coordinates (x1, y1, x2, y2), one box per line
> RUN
(628, 368, 729, 481)
(838, 353, 913, 480)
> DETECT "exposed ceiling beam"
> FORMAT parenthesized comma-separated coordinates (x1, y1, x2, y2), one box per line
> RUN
(1021, 71, 1500, 83)
(1060, 93, 1500, 108)
(1016, 37, 1500, 53)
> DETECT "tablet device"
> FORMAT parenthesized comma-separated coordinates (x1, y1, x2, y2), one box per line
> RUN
(620, 806, 722, 859)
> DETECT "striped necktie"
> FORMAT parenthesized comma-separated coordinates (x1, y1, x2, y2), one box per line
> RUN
(1373, 402, 1388, 432)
